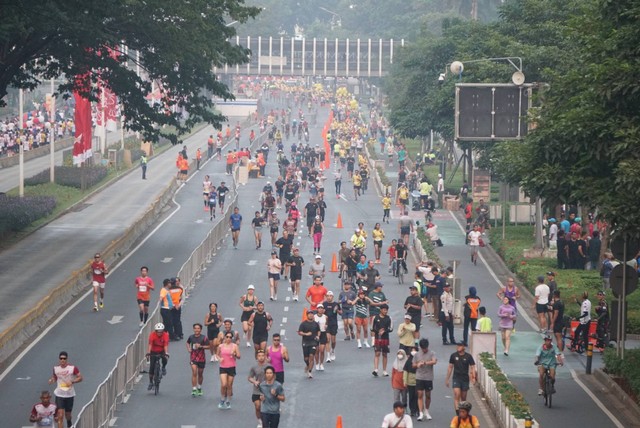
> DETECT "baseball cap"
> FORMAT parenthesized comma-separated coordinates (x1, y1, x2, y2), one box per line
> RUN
(271, 250, 277, 255)
(327, 291, 334, 296)
(597, 290, 605, 296)
(546, 271, 555, 276)
(409, 284, 418, 289)
(374, 282, 383, 288)
(317, 304, 324, 308)
(354, 228, 360, 233)
(247, 284, 255, 290)
(315, 254, 322, 259)
(404, 314, 412, 319)
(543, 335, 553, 341)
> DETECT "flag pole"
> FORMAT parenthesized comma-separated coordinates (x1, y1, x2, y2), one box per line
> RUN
(19, 88, 24, 197)
(50, 78, 55, 183)
(101, 87, 106, 154)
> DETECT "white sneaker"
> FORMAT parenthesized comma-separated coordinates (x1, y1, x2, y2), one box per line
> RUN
(211, 355, 215, 362)
(319, 364, 325, 371)
(139, 321, 144, 327)
(417, 412, 424, 421)
(331, 352, 336, 361)
(257, 420, 263, 428)
(293, 295, 299, 301)
(315, 364, 319, 370)
(247, 341, 252, 348)
(426, 411, 432, 420)
(357, 339, 362, 348)
(365, 341, 371, 348)
(326, 356, 332, 363)
(538, 388, 543, 396)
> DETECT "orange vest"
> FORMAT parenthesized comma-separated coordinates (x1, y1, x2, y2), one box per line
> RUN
(169, 287, 183, 306)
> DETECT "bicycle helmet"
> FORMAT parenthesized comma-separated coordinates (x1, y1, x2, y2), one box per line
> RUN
(154, 323, 165, 331)
(458, 401, 472, 411)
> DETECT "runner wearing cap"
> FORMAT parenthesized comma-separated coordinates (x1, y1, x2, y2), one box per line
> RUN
(240, 286, 259, 348)
(308, 254, 326, 279)
(322, 291, 341, 362)
(367, 282, 389, 347)
(267, 251, 282, 301)
(398, 314, 417, 354)
(286, 248, 304, 301)
(338, 282, 357, 341)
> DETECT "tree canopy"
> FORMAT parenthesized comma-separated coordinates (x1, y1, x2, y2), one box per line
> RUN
(0, 0, 261, 142)
(385, 0, 640, 233)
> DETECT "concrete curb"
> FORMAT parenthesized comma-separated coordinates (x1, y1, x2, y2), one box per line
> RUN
(593, 368, 640, 420)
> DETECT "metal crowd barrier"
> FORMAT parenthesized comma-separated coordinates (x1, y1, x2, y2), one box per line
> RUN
(74, 127, 271, 428)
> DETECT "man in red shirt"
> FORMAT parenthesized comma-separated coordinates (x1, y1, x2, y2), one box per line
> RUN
(147, 323, 170, 390)
(135, 266, 155, 327)
(305, 276, 328, 310)
(90, 253, 108, 311)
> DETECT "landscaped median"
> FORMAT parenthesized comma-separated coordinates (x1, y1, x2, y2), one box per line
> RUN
(478, 352, 537, 427)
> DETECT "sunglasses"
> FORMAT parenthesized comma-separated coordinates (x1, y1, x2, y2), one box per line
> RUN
(59, 357, 67, 360)
(225, 335, 233, 339)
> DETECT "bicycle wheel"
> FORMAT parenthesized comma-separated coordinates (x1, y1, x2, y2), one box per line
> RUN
(398, 269, 404, 284)
(545, 372, 553, 408)
(154, 364, 161, 395)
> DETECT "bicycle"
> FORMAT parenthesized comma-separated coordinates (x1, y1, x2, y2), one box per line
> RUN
(147, 353, 168, 395)
(541, 366, 554, 407)
(394, 258, 406, 284)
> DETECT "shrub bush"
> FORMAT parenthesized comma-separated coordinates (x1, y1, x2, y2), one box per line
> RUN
(479, 352, 533, 420)
(603, 348, 640, 401)
(0, 194, 57, 235)
(26, 166, 109, 189)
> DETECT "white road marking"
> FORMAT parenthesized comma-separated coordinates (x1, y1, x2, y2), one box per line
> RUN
(285, 296, 291, 302)
(339, 194, 348, 202)
(571, 369, 624, 427)
(109, 417, 118, 427)
(0, 177, 191, 383)
(449, 210, 538, 330)
(181, 425, 197, 428)
(16, 376, 31, 380)
(123, 393, 131, 404)
(245, 260, 257, 266)
(161, 257, 173, 263)
(282, 317, 287, 323)
(195, 219, 203, 224)
(280, 329, 285, 336)
(284, 306, 289, 312)
(106, 315, 124, 325)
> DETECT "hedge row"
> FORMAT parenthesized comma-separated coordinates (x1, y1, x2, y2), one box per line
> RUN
(480, 352, 533, 420)
(0, 194, 57, 234)
(25, 166, 108, 189)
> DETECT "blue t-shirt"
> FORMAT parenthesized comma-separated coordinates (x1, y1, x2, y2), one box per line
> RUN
(230, 213, 242, 229)
(536, 344, 560, 368)
(560, 220, 570, 234)
(259, 381, 284, 414)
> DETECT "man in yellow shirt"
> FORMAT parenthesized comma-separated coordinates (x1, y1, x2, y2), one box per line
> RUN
(382, 194, 392, 224)
(352, 171, 362, 200)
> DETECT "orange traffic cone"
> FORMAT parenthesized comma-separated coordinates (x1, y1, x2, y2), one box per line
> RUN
(336, 213, 343, 229)
(302, 307, 307, 321)
(330, 253, 339, 272)
(336, 415, 343, 428)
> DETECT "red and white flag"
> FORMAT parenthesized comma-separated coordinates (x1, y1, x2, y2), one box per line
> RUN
(73, 91, 93, 165)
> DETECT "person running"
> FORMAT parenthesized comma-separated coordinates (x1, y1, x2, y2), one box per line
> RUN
(322, 291, 340, 362)
(267, 334, 290, 385)
(368, 282, 389, 345)
(205, 303, 223, 362)
(382, 193, 392, 224)
(339, 281, 357, 340)
(251, 211, 265, 250)
(269, 213, 280, 246)
(372, 223, 385, 264)
(413, 338, 437, 421)
(259, 366, 285, 428)
(496, 277, 520, 332)
(467, 225, 482, 265)
(218, 319, 241, 346)
(202, 175, 213, 211)
(248, 349, 269, 428)
(313, 304, 329, 371)
(381, 401, 413, 428)
(217, 182, 229, 212)
(398, 210, 414, 246)
(275, 230, 293, 278)
(311, 216, 324, 254)
(445, 343, 476, 411)
(90, 253, 108, 311)
(186, 323, 209, 396)
(49, 351, 83, 428)
(497, 297, 517, 356)
(134, 266, 155, 327)
(286, 248, 304, 301)
(450, 401, 480, 428)
(240, 285, 258, 348)
(249, 302, 273, 355)
(146, 323, 169, 391)
(29, 390, 57, 427)
(267, 251, 282, 301)
(230, 207, 243, 249)
(371, 304, 393, 377)
(217, 330, 241, 409)
(306, 275, 328, 310)
(208, 185, 218, 220)
(298, 309, 321, 379)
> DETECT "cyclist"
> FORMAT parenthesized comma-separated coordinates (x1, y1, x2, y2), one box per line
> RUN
(449, 401, 480, 428)
(147, 323, 170, 391)
(535, 335, 563, 396)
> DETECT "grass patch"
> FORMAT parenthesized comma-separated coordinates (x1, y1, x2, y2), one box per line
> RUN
(489, 225, 640, 333)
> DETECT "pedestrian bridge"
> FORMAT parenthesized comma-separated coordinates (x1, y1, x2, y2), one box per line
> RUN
(215, 37, 405, 78)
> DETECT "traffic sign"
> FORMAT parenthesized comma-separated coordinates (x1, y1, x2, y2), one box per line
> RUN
(610, 234, 640, 261)
(610, 264, 639, 298)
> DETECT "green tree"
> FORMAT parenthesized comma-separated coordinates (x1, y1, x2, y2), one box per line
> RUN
(0, 0, 261, 142)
